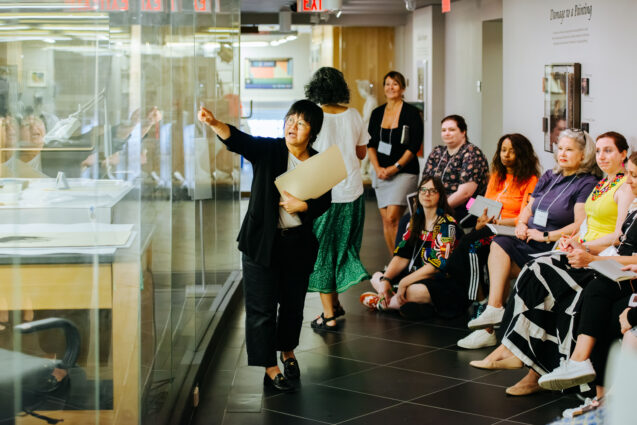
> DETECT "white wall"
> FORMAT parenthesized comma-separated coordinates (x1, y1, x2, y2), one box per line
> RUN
(503, 0, 637, 170)
(443, 0, 502, 149)
(240, 33, 312, 103)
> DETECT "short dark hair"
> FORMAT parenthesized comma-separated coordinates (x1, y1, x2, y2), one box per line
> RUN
(441, 114, 468, 141)
(284, 99, 324, 146)
(383, 71, 406, 90)
(304, 67, 350, 105)
(597, 131, 629, 162)
(491, 133, 540, 185)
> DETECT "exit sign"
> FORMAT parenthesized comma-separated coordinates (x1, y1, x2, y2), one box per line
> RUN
(297, 0, 342, 12)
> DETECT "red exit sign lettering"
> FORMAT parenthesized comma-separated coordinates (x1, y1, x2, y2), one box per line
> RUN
(298, 0, 323, 12)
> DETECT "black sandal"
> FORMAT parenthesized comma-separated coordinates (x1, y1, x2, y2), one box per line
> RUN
(333, 303, 346, 319)
(311, 313, 337, 330)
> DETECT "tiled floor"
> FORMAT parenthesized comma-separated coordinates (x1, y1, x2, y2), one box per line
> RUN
(190, 196, 581, 425)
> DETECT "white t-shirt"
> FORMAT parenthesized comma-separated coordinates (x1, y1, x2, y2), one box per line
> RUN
(312, 107, 368, 203)
(278, 152, 303, 229)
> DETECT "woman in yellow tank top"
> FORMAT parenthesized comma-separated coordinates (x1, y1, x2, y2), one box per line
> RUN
(579, 131, 634, 247)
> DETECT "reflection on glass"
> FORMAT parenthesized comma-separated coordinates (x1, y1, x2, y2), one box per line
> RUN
(543, 63, 581, 152)
(0, 1, 240, 424)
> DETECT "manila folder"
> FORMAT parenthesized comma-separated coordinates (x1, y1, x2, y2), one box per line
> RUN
(274, 144, 347, 200)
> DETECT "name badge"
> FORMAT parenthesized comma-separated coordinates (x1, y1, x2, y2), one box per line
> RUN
(533, 209, 548, 227)
(377, 141, 392, 156)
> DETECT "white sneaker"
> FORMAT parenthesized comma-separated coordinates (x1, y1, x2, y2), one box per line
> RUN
(457, 329, 497, 349)
(562, 397, 601, 418)
(538, 358, 596, 391)
(467, 305, 505, 330)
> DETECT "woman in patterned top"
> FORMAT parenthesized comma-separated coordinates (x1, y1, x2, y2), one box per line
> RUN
(423, 115, 489, 223)
(360, 176, 464, 319)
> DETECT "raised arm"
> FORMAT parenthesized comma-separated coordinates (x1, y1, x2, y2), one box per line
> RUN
(198, 106, 230, 140)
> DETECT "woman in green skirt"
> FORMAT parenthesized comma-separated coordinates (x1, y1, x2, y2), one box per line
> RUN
(305, 67, 370, 329)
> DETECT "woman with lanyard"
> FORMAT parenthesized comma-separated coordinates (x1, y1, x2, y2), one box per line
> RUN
(359, 176, 462, 319)
(466, 129, 600, 334)
(467, 132, 634, 398)
(423, 114, 489, 224)
(367, 71, 424, 256)
(198, 101, 331, 392)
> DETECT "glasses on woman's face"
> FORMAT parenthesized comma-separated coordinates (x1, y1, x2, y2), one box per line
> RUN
(285, 115, 309, 129)
(419, 187, 438, 195)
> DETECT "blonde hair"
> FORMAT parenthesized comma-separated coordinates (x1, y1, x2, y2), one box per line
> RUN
(553, 129, 602, 178)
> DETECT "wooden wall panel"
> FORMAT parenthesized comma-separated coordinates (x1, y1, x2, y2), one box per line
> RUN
(338, 27, 395, 114)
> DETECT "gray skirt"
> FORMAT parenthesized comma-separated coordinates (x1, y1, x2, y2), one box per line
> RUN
(372, 171, 419, 208)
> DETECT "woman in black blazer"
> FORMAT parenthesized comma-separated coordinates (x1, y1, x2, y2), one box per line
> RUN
(199, 100, 331, 392)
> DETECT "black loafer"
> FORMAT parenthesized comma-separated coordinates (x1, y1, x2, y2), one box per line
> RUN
(263, 373, 295, 392)
(280, 353, 301, 380)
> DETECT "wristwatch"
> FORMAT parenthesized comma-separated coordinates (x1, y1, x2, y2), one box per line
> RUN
(394, 162, 402, 170)
(543, 231, 549, 242)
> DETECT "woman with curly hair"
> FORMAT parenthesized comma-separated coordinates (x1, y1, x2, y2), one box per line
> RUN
(304, 67, 370, 330)
(450, 133, 541, 348)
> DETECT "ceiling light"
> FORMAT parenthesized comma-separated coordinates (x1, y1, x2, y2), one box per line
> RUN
(336, 10, 342, 18)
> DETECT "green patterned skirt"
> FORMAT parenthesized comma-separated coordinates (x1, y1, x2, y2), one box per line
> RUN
(308, 195, 370, 293)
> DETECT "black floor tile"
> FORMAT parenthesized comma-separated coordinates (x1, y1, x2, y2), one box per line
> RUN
(473, 368, 529, 388)
(308, 335, 432, 365)
(322, 366, 464, 400)
(412, 381, 562, 420)
(375, 322, 471, 348)
(294, 325, 354, 353)
(223, 410, 326, 425)
(282, 351, 377, 386)
(319, 311, 413, 337)
(509, 395, 581, 425)
(391, 348, 494, 380)
(339, 402, 496, 425)
(264, 384, 398, 423)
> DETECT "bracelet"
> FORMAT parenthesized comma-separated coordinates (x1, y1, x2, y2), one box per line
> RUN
(380, 276, 392, 283)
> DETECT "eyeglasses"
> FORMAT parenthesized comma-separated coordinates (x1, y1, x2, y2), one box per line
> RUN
(285, 116, 309, 129)
(419, 187, 438, 195)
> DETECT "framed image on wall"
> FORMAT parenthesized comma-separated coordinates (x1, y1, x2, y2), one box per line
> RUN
(244, 58, 293, 89)
(27, 70, 46, 87)
(542, 63, 581, 153)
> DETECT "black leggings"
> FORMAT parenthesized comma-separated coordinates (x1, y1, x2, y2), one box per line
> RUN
(577, 277, 635, 385)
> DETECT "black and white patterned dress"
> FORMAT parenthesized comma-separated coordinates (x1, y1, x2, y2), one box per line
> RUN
(501, 207, 637, 375)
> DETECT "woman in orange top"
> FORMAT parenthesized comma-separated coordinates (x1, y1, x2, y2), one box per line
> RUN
(451, 134, 540, 348)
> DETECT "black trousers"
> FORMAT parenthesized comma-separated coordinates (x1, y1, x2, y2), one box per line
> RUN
(577, 277, 635, 384)
(241, 228, 318, 368)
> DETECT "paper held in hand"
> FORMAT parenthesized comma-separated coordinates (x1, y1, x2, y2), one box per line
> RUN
(588, 259, 637, 282)
(485, 223, 516, 237)
(468, 195, 502, 219)
(274, 144, 347, 200)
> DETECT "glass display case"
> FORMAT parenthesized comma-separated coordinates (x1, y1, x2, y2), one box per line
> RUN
(0, 1, 241, 423)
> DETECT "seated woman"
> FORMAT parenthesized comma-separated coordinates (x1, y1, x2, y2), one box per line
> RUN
(423, 115, 489, 224)
(447, 133, 540, 348)
(467, 129, 602, 332)
(470, 134, 635, 397)
(359, 176, 464, 319)
(462, 131, 631, 348)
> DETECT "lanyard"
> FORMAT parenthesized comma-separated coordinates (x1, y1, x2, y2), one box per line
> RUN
(379, 126, 393, 144)
(379, 105, 400, 142)
(535, 173, 576, 213)
(408, 235, 428, 272)
(434, 144, 466, 182)
(494, 179, 511, 202)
